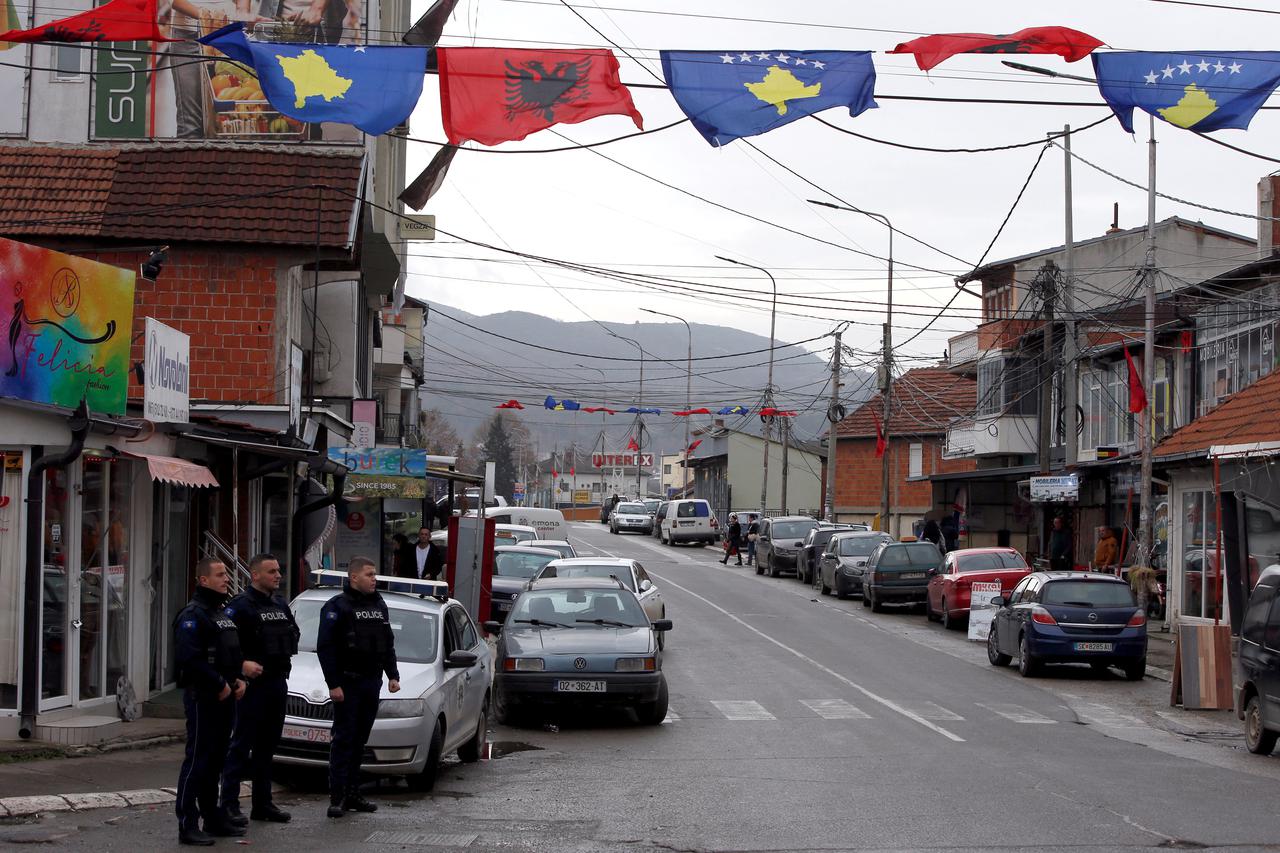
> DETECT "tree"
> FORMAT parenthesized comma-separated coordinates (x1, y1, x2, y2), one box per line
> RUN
(417, 408, 460, 456)
(479, 413, 516, 499)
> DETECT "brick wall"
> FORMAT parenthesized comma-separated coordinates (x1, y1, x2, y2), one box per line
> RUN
(834, 434, 975, 513)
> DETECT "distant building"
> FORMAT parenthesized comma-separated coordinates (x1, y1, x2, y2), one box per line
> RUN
(685, 420, 824, 522)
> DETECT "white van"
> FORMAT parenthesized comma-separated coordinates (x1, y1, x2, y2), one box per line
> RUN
(659, 499, 718, 546)
(475, 507, 568, 541)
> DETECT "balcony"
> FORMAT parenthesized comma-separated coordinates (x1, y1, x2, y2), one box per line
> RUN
(944, 415, 1038, 459)
(373, 323, 406, 375)
(947, 330, 979, 370)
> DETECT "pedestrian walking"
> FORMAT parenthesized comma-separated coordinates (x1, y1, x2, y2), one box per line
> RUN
(318, 556, 400, 818)
(174, 558, 246, 847)
(1049, 516, 1074, 572)
(1093, 526, 1120, 574)
(406, 526, 444, 580)
(720, 514, 743, 565)
(391, 534, 414, 578)
(940, 515, 959, 554)
(745, 514, 760, 565)
(219, 554, 299, 827)
(921, 516, 942, 548)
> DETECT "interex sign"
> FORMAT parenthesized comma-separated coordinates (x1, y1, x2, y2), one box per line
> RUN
(143, 318, 190, 423)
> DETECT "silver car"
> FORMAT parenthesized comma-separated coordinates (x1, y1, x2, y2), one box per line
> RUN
(277, 576, 492, 791)
(529, 558, 666, 647)
(610, 502, 654, 535)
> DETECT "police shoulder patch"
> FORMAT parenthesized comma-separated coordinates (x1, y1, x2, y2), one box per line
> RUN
(224, 608, 235, 617)
(326, 611, 338, 620)
(181, 620, 197, 630)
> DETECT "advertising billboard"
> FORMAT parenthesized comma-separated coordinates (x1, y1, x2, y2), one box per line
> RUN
(143, 317, 190, 423)
(0, 0, 29, 137)
(0, 238, 136, 414)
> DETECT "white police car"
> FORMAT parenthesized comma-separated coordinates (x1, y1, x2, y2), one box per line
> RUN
(276, 571, 491, 790)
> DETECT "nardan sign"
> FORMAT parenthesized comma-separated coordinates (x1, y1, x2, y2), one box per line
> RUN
(144, 318, 190, 423)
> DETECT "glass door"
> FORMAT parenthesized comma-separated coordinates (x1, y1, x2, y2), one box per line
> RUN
(78, 456, 107, 702)
(39, 466, 71, 710)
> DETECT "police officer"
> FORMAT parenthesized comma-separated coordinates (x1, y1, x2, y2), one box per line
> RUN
(174, 558, 246, 847)
(219, 553, 299, 826)
(317, 555, 400, 818)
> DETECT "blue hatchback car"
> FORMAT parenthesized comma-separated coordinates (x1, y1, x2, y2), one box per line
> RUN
(986, 572, 1147, 680)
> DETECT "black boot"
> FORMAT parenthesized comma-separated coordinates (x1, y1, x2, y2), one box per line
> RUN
(251, 803, 292, 823)
(204, 819, 247, 838)
(221, 803, 249, 827)
(327, 795, 346, 819)
(178, 828, 216, 847)
(343, 792, 378, 813)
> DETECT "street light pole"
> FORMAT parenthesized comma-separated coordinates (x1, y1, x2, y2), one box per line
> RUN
(641, 308, 692, 496)
(576, 362, 609, 499)
(716, 256, 776, 515)
(611, 332, 645, 498)
(806, 200, 894, 534)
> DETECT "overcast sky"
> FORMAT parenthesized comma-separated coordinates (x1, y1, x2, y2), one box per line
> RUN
(401, 0, 1273, 374)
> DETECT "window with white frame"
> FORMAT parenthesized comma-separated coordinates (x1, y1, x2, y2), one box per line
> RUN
(908, 443, 923, 478)
(53, 44, 83, 80)
(976, 356, 1038, 417)
(1195, 283, 1280, 416)
(1079, 360, 1135, 452)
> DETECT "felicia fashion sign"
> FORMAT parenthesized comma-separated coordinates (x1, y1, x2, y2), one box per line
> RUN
(143, 318, 190, 423)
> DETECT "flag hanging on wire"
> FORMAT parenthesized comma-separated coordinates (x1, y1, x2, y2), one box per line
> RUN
(673, 408, 711, 416)
(494, 399, 524, 409)
(888, 26, 1103, 72)
(402, 0, 460, 46)
(686, 439, 703, 454)
(583, 406, 617, 415)
(400, 144, 457, 211)
(1124, 347, 1147, 413)
(717, 405, 749, 415)
(0, 0, 175, 42)
(872, 409, 887, 458)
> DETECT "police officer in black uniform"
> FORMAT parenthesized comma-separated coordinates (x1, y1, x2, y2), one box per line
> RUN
(317, 555, 400, 818)
(219, 553, 299, 826)
(174, 558, 247, 847)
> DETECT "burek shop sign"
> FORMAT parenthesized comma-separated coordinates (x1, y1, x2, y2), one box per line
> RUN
(143, 318, 190, 423)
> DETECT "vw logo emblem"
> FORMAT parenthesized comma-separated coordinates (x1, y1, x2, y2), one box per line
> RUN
(1088, 612, 1098, 623)
(573, 657, 588, 670)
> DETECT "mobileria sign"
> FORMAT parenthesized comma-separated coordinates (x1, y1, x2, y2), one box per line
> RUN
(143, 318, 190, 423)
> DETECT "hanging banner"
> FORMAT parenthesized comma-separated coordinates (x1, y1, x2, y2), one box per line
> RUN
(0, 238, 135, 415)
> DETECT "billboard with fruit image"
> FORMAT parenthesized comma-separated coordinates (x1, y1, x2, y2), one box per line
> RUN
(91, 0, 365, 142)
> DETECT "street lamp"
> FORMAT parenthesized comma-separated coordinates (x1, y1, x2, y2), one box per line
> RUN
(610, 332, 645, 498)
(715, 256, 776, 515)
(806, 200, 895, 535)
(641, 307, 692, 496)
(576, 361, 609, 499)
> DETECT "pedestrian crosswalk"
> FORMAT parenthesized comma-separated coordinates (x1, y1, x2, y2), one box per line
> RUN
(665, 697, 1077, 726)
(800, 699, 872, 720)
(710, 700, 776, 720)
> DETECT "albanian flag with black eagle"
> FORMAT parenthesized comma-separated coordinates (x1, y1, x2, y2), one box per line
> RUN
(438, 47, 643, 146)
(888, 26, 1103, 72)
(0, 0, 174, 42)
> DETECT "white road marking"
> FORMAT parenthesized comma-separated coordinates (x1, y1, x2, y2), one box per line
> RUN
(711, 700, 776, 721)
(899, 701, 964, 721)
(663, 707, 680, 724)
(801, 699, 871, 720)
(647, 571, 965, 742)
(975, 702, 1058, 724)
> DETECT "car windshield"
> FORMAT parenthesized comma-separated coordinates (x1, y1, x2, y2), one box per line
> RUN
(494, 551, 557, 579)
(956, 552, 1029, 572)
(293, 599, 439, 663)
(542, 543, 575, 558)
(617, 503, 646, 514)
(1041, 580, 1136, 608)
(878, 543, 941, 567)
(537, 563, 636, 591)
(511, 588, 648, 627)
(838, 537, 884, 556)
(643, 500, 661, 514)
(772, 521, 817, 539)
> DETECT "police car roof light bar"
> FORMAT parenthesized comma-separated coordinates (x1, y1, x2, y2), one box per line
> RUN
(310, 569, 450, 601)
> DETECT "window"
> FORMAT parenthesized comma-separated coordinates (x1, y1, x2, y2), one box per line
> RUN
(1195, 283, 1280, 415)
(1242, 585, 1275, 646)
(1264, 595, 1280, 651)
(676, 501, 708, 518)
(1080, 361, 1136, 452)
(908, 443, 923, 478)
(1041, 580, 1135, 607)
(53, 44, 83, 80)
(1007, 576, 1032, 605)
(976, 356, 1038, 417)
(663, 464, 672, 475)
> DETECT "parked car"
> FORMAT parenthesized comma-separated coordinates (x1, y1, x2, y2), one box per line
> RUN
(925, 547, 1031, 631)
(650, 502, 669, 539)
(532, 539, 577, 559)
(279, 574, 490, 791)
(756, 516, 820, 578)
(818, 532, 893, 599)
(862, 541, 943, 612)
(799, 525, 858, 584)
(487, 578, 671, 725)
(986, 571, 1147, 680)
(1238, 564, 1280, 754)
(494, 524, 539, 548)
(659, 499, 718, 546)
(490, 546, 561, 621)
(642, 499, 662, 520)
(610, 501, 654, 535)
(530, 557, 666, 645)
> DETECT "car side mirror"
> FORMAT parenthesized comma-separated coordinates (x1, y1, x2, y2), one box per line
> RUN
(640, 579, 653, 591)
(651, 619, 673, 632)
(482, 620, 503, 635)
(992, 595, 1008, 608)
(445, 650, 479, 669)
(926, 567, 938, 577)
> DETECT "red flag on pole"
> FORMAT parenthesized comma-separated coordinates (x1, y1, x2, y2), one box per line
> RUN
(887, 26, 1103, 72)
(494, 399, 524, 409)
(871, 409, 887, 458)
(626, 436, 640, 451)
(0, 0, 175, 42)
(1124, 347, 1147, 413)
(438, 48, 644, 146)
(686, 439, 702, 454)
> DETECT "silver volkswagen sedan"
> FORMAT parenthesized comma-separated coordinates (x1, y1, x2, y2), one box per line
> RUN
(276, 573, 491, 791)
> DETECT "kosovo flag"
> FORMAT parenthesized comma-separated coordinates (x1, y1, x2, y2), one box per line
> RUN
(660, 50, 877, 146)
(1092, 51, 1280, 133)
(718, 405, 749, 415)
(199, 24, 429, 136)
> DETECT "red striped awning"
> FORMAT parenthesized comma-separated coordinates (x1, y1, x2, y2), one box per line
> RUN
(125, 452, 219, 488)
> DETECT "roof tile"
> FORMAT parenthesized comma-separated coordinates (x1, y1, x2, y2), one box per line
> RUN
(1155, 369, 1280, 458)
(836, 367, 976, 438)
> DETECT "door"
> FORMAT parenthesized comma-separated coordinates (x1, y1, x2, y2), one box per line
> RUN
(997, 576, 1033, 656)
(1262, 595, 1280, 727)
(633, 563, 662, 621)
(759, 520, 772, 564)
(442, 606, 484, 750)
(39, 466, 72, 710)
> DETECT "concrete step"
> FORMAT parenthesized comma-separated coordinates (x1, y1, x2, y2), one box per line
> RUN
(33, 716, 122, 746)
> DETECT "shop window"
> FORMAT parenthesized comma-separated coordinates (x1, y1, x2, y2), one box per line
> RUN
(0, 456, 23, 709)
(1180, 490, 1224, 621)
(41, 466, 70, 701)
(106, 459, 133, 693)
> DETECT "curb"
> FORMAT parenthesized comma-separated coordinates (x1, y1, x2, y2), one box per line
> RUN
(0, 782, 255, 818)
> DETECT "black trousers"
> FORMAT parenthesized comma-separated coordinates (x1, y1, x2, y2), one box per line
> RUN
(221, 674, 287, 808)
(176, 687, 235, 833)
(328, 674, 381, 800)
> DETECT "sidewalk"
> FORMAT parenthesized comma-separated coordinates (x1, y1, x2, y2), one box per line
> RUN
(0, 717, 184, 766)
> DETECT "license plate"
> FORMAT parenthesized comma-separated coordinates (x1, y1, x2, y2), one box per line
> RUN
(679, 521, 694, 527)
(1073, 642, 1114, 652)
(900, 572, 926, 579)
(282, 724, 331, 743)
(555, 680, 606, 693)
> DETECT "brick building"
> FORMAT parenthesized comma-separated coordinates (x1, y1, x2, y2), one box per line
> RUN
(831, 367, 976, 537)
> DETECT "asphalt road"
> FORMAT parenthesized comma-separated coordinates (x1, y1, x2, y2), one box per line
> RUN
(12, 521, 1280, 852)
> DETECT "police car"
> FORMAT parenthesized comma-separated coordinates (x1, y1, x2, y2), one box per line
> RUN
(276, 572, 492, 790)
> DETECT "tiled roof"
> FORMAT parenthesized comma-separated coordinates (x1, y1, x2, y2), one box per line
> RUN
(1155, 368, 1280, 458)
(0, 144, 363, 248)
(835, 367, 976, 439)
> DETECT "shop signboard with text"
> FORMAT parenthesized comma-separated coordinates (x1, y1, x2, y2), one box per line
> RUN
(328, 446, 453, 499)
(592, 452, 655, 468)
(0, 238, 135, 414)
(143, 318, 190, 423)
(1029, 474, 1080, 503)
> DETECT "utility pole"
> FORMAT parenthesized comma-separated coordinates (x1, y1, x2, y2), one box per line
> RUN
(1062, 124, 1079, 468)
(1037, 261, 1058, 477)
(780, 416, 790, 515)
(824, 329, 842, 523)
(1138, 115, 1158, 568)
(881, 321, 892, 534)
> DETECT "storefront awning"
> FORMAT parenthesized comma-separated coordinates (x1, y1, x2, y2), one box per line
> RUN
(125, 452, 219, 488)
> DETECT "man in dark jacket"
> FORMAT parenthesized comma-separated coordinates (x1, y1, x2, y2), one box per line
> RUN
(1049, 516, 1074, 572)
(174, 558, 246, 846)
(401, 526, 445, 580)
(219, 554, 299, 826)
(318, 556, 400, 818)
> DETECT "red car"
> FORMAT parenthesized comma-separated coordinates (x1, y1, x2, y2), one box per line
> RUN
(925, 547, 1031, 631)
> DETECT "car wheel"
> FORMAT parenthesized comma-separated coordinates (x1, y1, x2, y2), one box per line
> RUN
(493, 686, 519, 726)
(410, 718, 444, 791)
(987, 624, 1011, 666)
(1245, 695, 1279, 755)
(636, 677, 669, 725)
(768, 557, 781, 578)
(457, 697, 488, 763)
(835, 586, 849, 600)
(940, 600, 958, 631)
(925, 594, 939, 622)
(861, 590, 871, 608)
(1123, 658, 1146, 681)
(1018, 633, 1039, 677)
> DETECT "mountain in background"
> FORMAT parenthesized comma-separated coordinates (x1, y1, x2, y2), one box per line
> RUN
(417, 304, 875, 458)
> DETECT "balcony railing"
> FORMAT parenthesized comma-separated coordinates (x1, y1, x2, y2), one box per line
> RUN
(944, 415, 1038, 459)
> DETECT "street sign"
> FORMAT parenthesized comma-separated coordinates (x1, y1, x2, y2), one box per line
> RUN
(573, 490, 591, 504)
(397, 214, 437, 241)
(1029, 474, 1079, 503)
(592, 452, 654, 468)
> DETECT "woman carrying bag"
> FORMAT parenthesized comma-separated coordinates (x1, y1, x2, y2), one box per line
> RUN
(721, 514, 743, 565)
